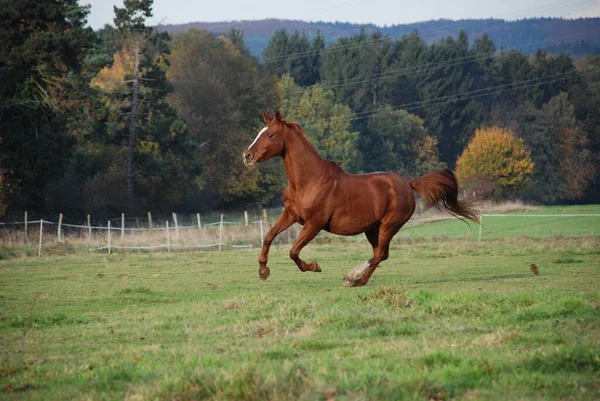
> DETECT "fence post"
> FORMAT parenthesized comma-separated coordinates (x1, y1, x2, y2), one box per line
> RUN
(219, 213, 224, 251)
(147, 212, 153, 232)
(263, 209, 268, 224)
(38, 219, 43, 258)
(121, 213, 125, 241)
(172, 212, 179, 240)
(24, 211, 28, 241)
(259, 219, 264, 246)
(57, 213, 63, 242)
(478, 215, 483, 242)
(166, 221, 171, 253)
(107, 221, 111, 255)
(244, 211, 248, 226)
(87, 214, 91, 242)
(196, 213, 201, 230)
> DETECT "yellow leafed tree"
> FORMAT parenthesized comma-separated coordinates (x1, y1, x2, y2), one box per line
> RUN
(91, 51, 134, 91)
(456, 126, 534, 195)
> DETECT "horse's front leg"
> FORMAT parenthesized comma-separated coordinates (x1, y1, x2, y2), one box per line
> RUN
(289, 221, 323, 273)
(258, 210, 295, 280)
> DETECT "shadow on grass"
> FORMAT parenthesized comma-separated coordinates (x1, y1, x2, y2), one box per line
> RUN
(412, 274, 530, 285)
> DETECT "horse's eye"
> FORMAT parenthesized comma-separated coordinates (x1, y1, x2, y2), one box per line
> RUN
(268, 133, 274, 138)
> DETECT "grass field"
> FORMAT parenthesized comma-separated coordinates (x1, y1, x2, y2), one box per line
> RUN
(1, 207, 599, 400)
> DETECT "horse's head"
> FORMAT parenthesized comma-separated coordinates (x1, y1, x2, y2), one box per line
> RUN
(243, 110, 288, 167)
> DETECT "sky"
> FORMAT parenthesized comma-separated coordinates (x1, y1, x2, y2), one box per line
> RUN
(81, 0, 600, 30)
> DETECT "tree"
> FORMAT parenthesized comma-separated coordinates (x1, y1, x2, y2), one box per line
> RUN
(279, 75, 361, 172)
(417, 31, 487, 167)
(0, 0, 95, 212)
(56, 0, 202, 216)
(112, 0, 154, 210)
(0, 139, 6, 216)
(167, 29, 280, 208)
(0, 174, 6, 217)
(456, 126, 534, 197)
(571, 55, 600, 203)
(263, 29, 323, 86)
(536, 93, 596, 201)
(321, 30, 401, 114)
(364, 106, 443, 176)
(496, 93, 597, 204)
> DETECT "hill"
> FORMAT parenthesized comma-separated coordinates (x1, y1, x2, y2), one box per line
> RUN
(159, 17, 600, 57)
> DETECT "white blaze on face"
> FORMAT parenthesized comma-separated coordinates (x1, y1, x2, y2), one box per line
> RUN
(248, 126, 268, 150)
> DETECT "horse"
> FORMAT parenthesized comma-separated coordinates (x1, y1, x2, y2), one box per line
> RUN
(243, 110, 479, 287)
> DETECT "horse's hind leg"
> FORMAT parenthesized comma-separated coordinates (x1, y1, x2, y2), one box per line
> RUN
(343, 223, 400, 287)
(341, 227, 379, 285)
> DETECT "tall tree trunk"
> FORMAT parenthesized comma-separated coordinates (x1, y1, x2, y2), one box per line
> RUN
(127, 40, 140, 210)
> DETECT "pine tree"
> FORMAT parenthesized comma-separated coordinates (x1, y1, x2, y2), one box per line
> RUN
(0, 0, 95, 212)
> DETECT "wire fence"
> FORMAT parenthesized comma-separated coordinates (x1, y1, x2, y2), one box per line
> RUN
(1, 211, 599, 258)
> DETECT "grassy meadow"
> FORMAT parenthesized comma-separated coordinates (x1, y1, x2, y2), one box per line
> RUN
(0, 206, 599, 400)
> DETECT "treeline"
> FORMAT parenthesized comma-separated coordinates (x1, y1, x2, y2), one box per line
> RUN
(163, 17, 600, 59)
(1, 0, 599, 219)
(265, 29, 599, 203)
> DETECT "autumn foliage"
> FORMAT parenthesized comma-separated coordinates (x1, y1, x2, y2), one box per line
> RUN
(456, 126, 534, 196)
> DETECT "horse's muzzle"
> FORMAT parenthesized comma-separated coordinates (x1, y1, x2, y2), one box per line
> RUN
(243, 151, 257, 167)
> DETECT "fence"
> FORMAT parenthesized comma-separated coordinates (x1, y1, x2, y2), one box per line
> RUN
(1, 211, 599, 258)
(0, 211, 274, 256)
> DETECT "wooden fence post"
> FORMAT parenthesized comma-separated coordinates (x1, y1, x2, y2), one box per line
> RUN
(38, 219, 43, 258)
(263, 209, 268, 224)
(478, 215, 483, 242)
(219, 213, 224, 251)
(107, 221, 111, 255)
(147, 212, 153, 231)
(244, 211, 248, 226)
(196, 213, 201, 230)
(259, 219, 264, 246)
(172, 212, 179, 240)
(121, 213, 125, 241)
(57, 213, 63, 242)
(87, 214, 91, 241)
(166, 221, 171, 253)
(24, 211, 28, 241)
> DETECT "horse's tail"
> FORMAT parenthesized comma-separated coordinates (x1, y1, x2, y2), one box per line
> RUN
(409, 168, 479, 224)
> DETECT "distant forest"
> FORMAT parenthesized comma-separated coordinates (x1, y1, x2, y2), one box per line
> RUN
(1, 1, 599, 220)
(160, 17, 600, 58)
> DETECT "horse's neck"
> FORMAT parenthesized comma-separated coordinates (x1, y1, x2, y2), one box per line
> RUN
(283, 131, 327, 190)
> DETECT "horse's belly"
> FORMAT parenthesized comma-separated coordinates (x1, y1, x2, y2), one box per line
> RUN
(326, 213, 379, 236)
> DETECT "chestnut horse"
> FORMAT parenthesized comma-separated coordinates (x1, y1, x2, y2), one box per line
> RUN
(243, 110, 478, 287)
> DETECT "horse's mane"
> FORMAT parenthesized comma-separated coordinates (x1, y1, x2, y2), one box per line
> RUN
(281, 118, 322, 158)
(282, 119, 303, 135)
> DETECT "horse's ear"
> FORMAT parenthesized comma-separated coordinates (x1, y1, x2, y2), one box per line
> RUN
(261, 110, 272, 124)
(274, 110, 283, 123)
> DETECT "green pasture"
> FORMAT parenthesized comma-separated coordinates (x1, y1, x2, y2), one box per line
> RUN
(396, 205, 600, 241)
(0, 206, 599, 400)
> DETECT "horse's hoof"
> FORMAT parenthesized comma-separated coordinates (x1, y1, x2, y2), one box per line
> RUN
(310, 261, 322, 272)
(259, 267, 270, 281)
(342, 276, 366, 287)
(342, 276, 357, 287)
